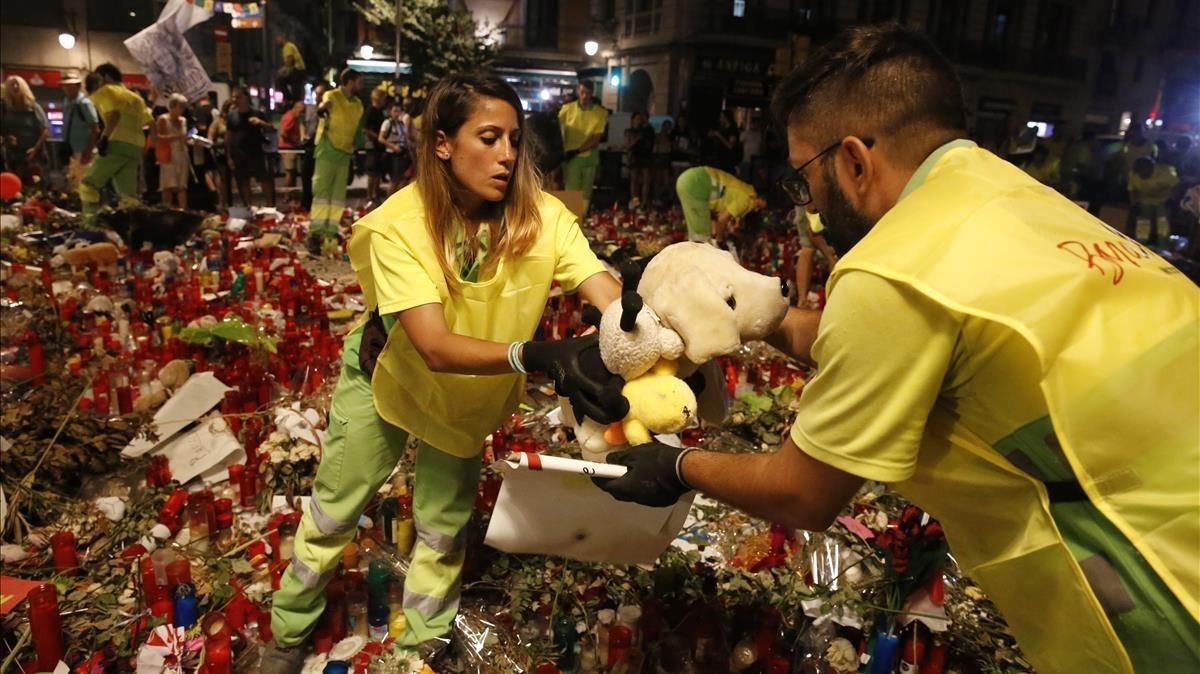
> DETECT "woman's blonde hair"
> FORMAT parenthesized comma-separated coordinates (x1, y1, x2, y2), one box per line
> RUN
(416, 72, 542, 292)
(2, 76, 37, 110)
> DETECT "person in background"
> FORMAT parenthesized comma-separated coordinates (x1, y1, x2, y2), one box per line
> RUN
(275, 35, 306, 103)
(225, 87, 276, 209)
(155, 93, 191, 209)
(187, 99, 218, 212)
(79, 63, 152, 221)
(363, 88, 390, 207)
(309, 69, 365, 252)
(558, 80, 608, 214)
(279, 100, 305, 189)
(302, 81, 329, 211)
(739, 116, 764, 185)
(670, 114, 696, 164)
(1128, 155, 1180, 247)
(791, 207, 837, 307)
(1023, 144, 1061, 190)
(674, 164, 765, 244)
(207, 105, 230, 212)
(651, 118, 673, 204)
(60, 71, 100, 191)
(1121, 123, 1157, 186)
(378, 100, 414, 195)
(706, 110, 741, 173)
(1, 75, 49, 185)
(624, 110, 655, 208)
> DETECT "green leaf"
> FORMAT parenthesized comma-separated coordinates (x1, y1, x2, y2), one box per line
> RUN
(738, 392, 774, 414)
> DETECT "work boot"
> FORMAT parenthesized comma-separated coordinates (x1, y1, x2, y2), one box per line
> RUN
(259, 640, 308, 674)
(306, 234, 324, 257)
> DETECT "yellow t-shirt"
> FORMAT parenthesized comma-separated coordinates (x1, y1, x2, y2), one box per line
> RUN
(89, 83, 152, 147)
(790, 271, 1051, 483)
(1129, 164, 1179, 207)
(317, 88, 364, 154)
(349, 185, 607, 456)
(558, 100, 609, 157)
(281, 41, 305, 70)
(705, 167, 756, 218)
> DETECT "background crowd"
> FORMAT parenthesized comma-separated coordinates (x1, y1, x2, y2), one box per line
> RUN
(2, 34, 1197, 258)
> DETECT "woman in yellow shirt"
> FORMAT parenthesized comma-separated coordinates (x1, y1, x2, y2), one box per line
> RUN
(265, 73, 626, 670)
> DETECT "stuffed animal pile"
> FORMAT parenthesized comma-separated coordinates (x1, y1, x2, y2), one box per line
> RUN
(570, 242, 790, 461)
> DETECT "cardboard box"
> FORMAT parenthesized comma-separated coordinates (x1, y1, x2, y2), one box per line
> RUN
(550, 190, 586, 219)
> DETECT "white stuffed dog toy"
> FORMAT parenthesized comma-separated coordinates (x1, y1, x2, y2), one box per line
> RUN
(568, 242, 790, 460)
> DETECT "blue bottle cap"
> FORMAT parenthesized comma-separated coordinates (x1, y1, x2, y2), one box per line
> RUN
(323, 661, 350, 674)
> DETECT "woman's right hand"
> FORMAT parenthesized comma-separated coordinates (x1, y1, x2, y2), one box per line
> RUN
(521, 334, 629, 424)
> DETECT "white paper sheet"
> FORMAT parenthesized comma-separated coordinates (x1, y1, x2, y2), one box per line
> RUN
(122, 372, 231, 457)
(484, 455, 694, 565)
(156, 417, 243, 485)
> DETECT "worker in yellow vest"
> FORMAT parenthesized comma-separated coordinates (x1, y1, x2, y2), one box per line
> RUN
(309, 68, 365, 253)
(264, 73, 627, 672)
(596, 24, 1198, 673)
(558, 80, 609, 214)
(78, 63, 152, 222)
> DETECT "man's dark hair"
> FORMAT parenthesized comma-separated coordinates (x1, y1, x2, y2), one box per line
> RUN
(94, 63, 123, 83)
(577, 79, 595, 93)
(771, 23, 967, 165)
(84, 73, 102, 94)
(339, 68, 361, 85)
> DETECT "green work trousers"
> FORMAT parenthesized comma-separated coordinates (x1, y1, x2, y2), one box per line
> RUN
(79, 140, 142, 222)
(564, 152, 599, 212)
(270, 358, 483, 648)
(310, 138, 351, 240)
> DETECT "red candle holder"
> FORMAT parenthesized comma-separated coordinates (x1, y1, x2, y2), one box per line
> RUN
(166, 559, 192, 589)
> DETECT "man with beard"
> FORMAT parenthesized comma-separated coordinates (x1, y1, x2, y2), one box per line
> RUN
(594, 23, 1198, 673)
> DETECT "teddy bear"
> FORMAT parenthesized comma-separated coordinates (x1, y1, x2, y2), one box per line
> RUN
(567, 244, 790, 460)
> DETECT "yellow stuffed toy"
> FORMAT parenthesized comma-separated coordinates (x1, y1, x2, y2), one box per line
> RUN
(618, 358, 697, 446)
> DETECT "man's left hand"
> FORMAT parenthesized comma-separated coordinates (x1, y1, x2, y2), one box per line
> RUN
(592, 443, 694, 507)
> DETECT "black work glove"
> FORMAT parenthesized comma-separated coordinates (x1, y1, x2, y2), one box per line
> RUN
(562, 149, 580, 163)
(96, 137, 109, 157)
(592, 444, 695, 508)
(317, 107, 330, 119)
(522, 334, 629, 424)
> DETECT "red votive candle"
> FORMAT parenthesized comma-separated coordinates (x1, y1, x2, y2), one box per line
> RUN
(49, 531, 79, 574)
(27, 583, 65, 671)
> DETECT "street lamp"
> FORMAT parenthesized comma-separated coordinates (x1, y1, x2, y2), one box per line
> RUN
(59, 11, 77, 50)
(584, 40, 599, 56)
(359, 44, 375, 59)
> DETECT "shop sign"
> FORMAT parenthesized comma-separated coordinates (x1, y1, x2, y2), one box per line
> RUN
(697, 54, 770, 77)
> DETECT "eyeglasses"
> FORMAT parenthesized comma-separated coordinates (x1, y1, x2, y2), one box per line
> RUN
(781, 137, 875, 206)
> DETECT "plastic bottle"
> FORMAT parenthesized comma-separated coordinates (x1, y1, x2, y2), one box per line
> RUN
(347, 590, 369, 639)
(394, 491, 415, 556)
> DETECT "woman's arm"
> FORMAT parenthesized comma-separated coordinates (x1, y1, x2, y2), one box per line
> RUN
(395, 303, 519, 375)
(575, 271, 621, 312)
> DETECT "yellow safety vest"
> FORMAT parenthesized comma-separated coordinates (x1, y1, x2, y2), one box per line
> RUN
(316, 88, 363, 154)
(831, 146, 1198, 673)
(349, 188, 595, 457)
